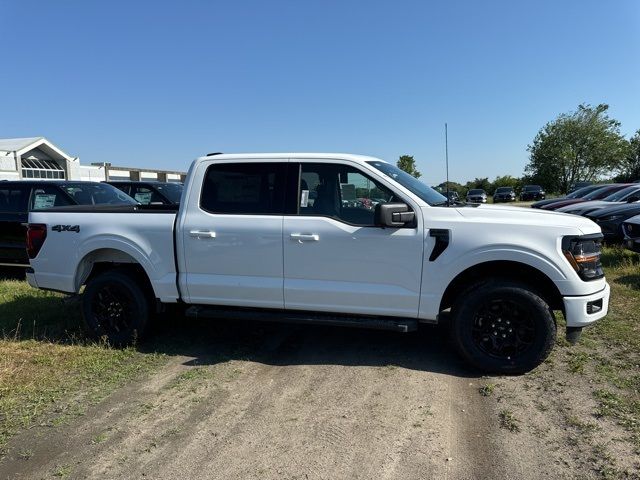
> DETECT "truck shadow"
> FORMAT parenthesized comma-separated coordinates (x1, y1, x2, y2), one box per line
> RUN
(615, 273, 640, 290)
(0, 267, 26, 281)
(0, 289, 475, 377)
(143, 313, 476, 378)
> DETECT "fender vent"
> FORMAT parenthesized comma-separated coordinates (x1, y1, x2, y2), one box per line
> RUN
(429, 229, 450, 261)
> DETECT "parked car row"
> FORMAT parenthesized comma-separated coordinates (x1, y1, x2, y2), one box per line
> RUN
(530, 183, 640, 246)
(0, 180, 183, 267)
(460, 185, 545, 204)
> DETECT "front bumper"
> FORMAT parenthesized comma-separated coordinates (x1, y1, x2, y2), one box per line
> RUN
(563, 282, 610, 328)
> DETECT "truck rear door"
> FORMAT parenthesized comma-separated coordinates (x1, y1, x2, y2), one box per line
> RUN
(179, 160, 289, 309)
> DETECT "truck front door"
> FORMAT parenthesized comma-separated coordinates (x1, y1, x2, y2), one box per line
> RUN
(283, 161, 424, 318)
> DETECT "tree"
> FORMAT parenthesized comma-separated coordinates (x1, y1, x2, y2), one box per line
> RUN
(464, 177, 492, 192)
(491, 175, 522, 193)
(615, 130, 640, 182)
(525, 104, 628, 194)
(396, 155, 421, 178)
(436, 181, 465, 197)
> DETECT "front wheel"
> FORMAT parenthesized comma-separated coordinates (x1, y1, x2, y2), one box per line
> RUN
(450, 281, 556, 374)
(82, 270, 150, 346)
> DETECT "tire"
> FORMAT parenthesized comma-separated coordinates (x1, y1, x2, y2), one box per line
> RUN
(82, 270, 150, 346)
(450, 280, 556, 374)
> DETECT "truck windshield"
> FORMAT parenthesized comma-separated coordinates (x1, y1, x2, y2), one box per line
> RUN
(366, 161, 447, 206)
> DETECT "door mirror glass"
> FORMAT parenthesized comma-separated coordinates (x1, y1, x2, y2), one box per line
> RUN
(375, 203, 415, 227)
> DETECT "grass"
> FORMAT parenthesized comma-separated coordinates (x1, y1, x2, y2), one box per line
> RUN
(498, 409, 521, 432)
(0, 278, 166, 457)
(541, 246, 640, 469)
(478, 383, 496, 397)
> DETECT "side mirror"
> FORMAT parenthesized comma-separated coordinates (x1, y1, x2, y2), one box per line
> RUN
(375, 203, 415, 227)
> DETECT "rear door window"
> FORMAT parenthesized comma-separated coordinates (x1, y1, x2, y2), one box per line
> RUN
(200, 163, 287, 214)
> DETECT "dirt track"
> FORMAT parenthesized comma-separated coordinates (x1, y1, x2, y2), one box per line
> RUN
(0, 320, 569, 479)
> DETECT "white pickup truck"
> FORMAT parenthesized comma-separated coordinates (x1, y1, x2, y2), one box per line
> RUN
(26, 153, 610, 373)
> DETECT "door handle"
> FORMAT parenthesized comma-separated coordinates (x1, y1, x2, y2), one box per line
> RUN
(290, 233, 319, 242)
(189, 230, 216, 238)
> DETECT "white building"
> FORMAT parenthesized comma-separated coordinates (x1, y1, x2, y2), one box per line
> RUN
(0, 137, 186, 182)
(0, 137, 80, 181)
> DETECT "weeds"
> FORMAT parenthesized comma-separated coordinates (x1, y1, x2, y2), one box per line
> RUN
(478, 383, 496, 397)
(499, 409, 520, 432)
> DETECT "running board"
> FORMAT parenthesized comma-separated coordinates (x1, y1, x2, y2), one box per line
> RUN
(185, 306, 418, 333)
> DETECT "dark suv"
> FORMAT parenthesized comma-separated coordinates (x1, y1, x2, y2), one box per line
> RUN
(0, 181, 136, 267)
(466, 189, 487, 203)
(106, 181, 183, 205)
(520, 185, 546, 201)
(493, 187, 516, 203)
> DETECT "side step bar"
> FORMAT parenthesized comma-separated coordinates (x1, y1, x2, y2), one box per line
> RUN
(185, 306, 418, 333)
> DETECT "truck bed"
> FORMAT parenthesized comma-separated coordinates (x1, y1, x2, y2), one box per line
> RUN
(28, 207, 179, 302)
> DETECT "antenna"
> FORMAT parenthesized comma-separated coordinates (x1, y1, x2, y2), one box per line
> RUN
(445, 123, 450, 205)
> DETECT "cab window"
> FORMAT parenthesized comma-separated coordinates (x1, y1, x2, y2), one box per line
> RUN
(298, 163, 395, 226)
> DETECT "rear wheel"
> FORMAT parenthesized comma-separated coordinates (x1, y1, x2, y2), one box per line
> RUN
(82, 270, 150, 346)
(450, 280, 555, 374)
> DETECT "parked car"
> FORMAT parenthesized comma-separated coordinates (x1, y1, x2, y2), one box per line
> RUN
(556, 185, 640, 216)
(568, 181, 592, 193)
(541, 184, 631, 211)
(466, 189, 487, 203)
(26, 153, 610, 374)
(106, 181, 183, 205)
(0, 181, 136, 267)
(520, 185, 546, 201)
(622, 215, 640, 253)
(443, 190, 460, 203)
(493, 187, 516, 203)
(531, 185, 603, 209)
(587, 202, 640, 243)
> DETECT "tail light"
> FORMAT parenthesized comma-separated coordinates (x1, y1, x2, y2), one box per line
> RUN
(562, 234, 604, 281)
(26, 224, 47, 259)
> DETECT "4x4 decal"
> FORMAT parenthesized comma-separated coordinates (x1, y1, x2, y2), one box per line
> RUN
(51, 225, 80, 233)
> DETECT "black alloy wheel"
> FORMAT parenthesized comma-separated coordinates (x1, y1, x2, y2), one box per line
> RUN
(450, 280, 556, 374)
(82, 270, 150, 345)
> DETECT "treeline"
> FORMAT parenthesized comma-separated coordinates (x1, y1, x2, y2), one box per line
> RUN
(435, 176, 524, 197)
(397, 104, 640, 195)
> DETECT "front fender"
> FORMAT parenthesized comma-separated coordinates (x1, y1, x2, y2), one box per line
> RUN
(418, 244, 571, 321)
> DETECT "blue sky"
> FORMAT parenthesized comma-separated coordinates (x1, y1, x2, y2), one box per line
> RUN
(1, 0, 639, 184)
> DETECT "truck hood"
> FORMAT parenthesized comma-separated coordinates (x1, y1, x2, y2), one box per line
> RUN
(450, 204, 600, 235)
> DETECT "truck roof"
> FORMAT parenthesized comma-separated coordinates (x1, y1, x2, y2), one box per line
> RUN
(196, 153, 389, 165)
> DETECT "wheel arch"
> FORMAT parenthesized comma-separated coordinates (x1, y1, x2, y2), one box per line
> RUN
(439, 260, 564, 314)
(75, 248, 156, 301)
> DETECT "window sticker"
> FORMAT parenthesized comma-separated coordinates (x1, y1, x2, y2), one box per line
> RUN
(300, 189, 309, 207)
(134, 192, 153, 204)
(33, 194, 57, 209)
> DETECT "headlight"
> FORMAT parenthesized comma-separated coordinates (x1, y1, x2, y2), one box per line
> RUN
(562, 234, 604, 281)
